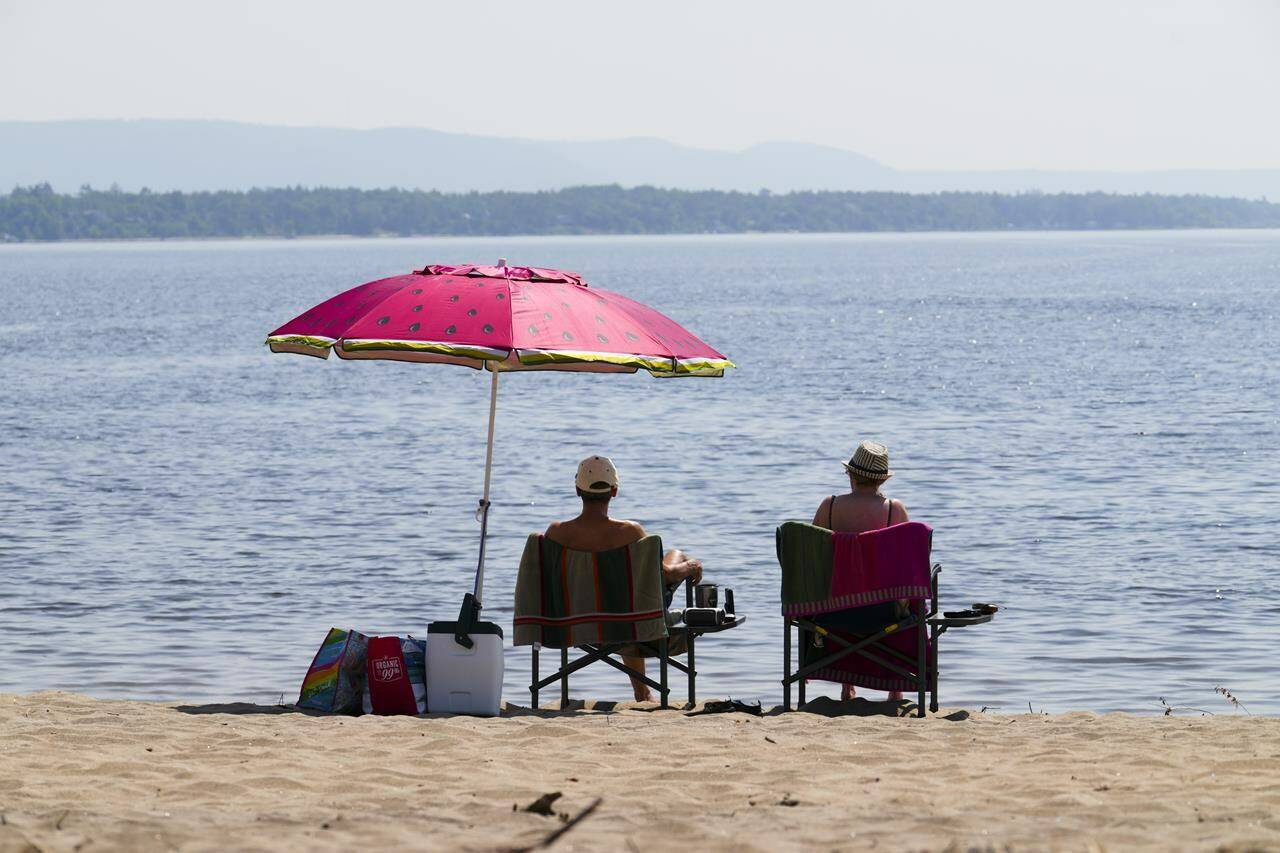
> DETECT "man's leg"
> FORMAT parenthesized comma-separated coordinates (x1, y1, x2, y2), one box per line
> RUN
(623, 654, 652, 701)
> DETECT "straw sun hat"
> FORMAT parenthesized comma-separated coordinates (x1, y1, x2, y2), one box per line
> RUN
(842, 440, 893, 481)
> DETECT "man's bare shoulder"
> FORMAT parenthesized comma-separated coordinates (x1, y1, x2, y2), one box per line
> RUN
(618, 519, 647, 540)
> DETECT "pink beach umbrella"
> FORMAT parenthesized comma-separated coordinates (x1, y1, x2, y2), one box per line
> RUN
(266, 262, 733, 641)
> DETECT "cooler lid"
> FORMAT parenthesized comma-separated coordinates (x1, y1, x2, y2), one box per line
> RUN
(427, 620, 504, 638)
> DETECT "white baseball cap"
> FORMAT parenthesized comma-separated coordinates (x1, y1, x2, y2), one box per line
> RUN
(575, 455, 619, 494)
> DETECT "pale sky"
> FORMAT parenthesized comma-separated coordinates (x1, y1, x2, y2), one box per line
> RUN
(2, 0, 1277, 171)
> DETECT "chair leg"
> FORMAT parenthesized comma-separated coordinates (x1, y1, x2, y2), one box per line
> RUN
(686, 627, 696, 708)
(796, 623, 806, 707)
(531, 645, 539, 710)
(685, 579, 695, 708)
(916, 609, 927, 718)
(783, 616, 792, 712)
(560, 646, 569, 708)
(929, 624, 940, 713)
(659, 637, 669, 710)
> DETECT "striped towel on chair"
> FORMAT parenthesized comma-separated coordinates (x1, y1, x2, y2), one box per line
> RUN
(513, 534, 669, 648)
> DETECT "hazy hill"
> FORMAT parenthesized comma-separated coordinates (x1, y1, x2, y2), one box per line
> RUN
(2, 119, 1278, 199)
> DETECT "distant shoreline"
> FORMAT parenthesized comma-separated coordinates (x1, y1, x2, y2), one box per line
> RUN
(5, 184, 1280, 244)
(4, 224, 1280, 248)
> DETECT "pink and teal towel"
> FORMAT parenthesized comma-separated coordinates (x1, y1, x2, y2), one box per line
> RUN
(778, 521, 933, 616)
(831, 521, 934, 608)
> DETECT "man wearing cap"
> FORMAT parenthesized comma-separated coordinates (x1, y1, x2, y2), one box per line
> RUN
(545, 455, 704, 702)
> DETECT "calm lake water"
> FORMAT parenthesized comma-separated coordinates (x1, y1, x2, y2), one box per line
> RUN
(2, 231, 1277, 714)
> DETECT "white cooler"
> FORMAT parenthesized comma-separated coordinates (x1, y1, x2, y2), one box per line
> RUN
(426, 620, 504, 716)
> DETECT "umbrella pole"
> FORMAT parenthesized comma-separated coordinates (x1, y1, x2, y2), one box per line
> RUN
(454, 366, 500, 648)
(475, 367, 500, 602)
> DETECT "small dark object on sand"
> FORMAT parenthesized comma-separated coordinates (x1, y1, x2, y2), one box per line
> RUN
(685, 699, 762, 717)
(778, 795, 799, 807)
(522, 792, 562, 816)
(509, 798, 603, 852)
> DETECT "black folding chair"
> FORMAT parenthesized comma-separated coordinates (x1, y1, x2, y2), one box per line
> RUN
(777, 521, 993, 717)
(515, 533, 742, 710)
(783, 569, 938, 717)
(527, 575, 739, 709)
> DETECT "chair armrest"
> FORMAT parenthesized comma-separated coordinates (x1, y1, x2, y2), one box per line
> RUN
(929, 563, 942, 617)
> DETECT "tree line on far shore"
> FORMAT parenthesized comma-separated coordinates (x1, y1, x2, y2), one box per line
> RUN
(3, 182, 1279, 242)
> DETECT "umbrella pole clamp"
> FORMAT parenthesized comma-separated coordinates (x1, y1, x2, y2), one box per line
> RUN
(456, 496, 492, 649)
(453, 592, 482, 649)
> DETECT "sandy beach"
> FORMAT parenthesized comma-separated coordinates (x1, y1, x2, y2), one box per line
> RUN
(1, 692, 1276, 852)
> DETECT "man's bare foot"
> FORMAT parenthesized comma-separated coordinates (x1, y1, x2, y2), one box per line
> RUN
(888, 691, 903, 701)
(623, 654, 650, 702)
(841, 684, 856, 701)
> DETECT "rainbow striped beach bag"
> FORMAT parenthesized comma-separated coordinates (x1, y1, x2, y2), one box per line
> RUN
(297, 628, 369, 714)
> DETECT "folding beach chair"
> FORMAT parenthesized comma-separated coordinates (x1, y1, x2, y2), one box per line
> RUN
(513, 533, 740, 709)
(777, 520, 991, 717)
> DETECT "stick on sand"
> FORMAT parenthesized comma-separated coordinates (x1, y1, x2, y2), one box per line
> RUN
(511, 798, 603, 852)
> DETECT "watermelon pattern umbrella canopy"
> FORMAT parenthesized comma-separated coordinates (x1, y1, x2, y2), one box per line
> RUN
(266, 263, 734, 641)
(267, 263, 733, 376)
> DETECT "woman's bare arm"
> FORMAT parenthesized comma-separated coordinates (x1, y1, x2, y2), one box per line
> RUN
(812, 496, 832, 528)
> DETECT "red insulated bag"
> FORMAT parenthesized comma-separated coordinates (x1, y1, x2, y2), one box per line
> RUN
(364, 635, 427, 715)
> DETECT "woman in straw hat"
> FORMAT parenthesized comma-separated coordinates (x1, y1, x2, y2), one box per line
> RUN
(813, 440, 908, 534)
(812, 439, 909, 701)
